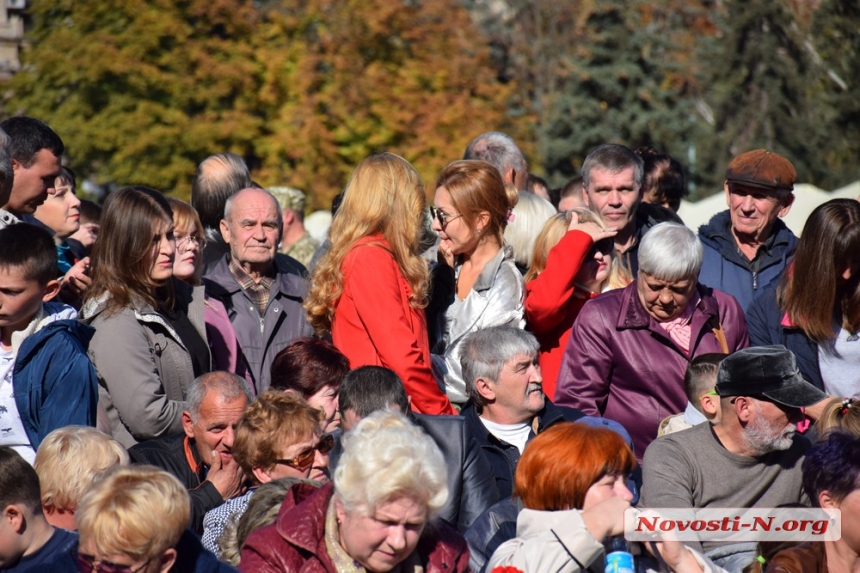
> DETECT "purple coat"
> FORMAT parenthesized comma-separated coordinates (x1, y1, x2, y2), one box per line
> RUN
(554, 281, 748, 459)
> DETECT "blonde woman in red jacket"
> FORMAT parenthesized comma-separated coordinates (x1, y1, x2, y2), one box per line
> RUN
(525, 208, 630, 398)
(305, 153, 455, 415)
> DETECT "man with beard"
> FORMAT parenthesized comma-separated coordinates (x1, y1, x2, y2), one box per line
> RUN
(641, 346, 827, 571)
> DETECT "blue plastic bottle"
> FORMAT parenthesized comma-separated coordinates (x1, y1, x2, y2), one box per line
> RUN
(605, 535, 634, 573)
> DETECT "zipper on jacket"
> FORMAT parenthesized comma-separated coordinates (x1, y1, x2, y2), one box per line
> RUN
(753, 271, 758, 290)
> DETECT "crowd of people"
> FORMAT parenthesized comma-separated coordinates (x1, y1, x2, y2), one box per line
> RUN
(0, 117, 859, 573)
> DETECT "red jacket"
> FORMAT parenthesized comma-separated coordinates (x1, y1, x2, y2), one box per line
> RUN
(525, 230, 595, 399)
(331, 235, 454, 415)
(240, 482, 471, 573)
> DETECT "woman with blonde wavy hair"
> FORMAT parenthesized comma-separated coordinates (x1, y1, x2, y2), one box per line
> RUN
(525, 208, 630, 398)
(305, 153, 454, 415)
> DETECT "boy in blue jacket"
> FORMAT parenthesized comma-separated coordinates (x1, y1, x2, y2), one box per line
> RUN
(0, 223, 97, 463)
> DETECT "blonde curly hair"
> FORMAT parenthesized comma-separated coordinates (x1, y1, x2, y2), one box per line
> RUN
(305, 153, 429, 334)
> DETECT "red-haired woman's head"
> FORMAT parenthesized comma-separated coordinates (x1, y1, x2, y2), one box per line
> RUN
(514, 422, 635, 511)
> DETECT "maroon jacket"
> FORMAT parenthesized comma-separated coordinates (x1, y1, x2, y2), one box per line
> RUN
(239, 482, 471, 573)
(554, 281, 748, 459)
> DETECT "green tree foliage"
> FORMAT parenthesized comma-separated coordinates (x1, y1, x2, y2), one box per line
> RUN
(693, 0, 827, 194)
(6, 0, 517, 206)
(806, 0, 860, 188)
(7, 0, 264, 196)
(473, 0, 711, 190)
(539, 1, 706, 187)
(252, 0, 517, 209)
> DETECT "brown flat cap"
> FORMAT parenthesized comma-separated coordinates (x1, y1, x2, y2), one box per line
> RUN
(725, 149, 796, 192)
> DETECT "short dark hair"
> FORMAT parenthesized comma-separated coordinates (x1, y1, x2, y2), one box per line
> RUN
(683, 353, 725, 406)
(270, 338, 350, 398)
(803, 431, 860, 507)
(56, 165, 76, 191)
(0, 116, 64, 167)
(79, 199, 102, 225)
(560, 176, 583, 199)
(190, 153, 251, 230)
(635, 147, 687, 212)
(0, 447, 43, 513)
(0, 223, 59, 284)
(338, 366, 409, 418)
(581, 144, 643, 189)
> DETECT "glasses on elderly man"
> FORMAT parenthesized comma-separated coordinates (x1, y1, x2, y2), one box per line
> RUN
(73, 549, 154, 573)
(273, 433, 335, 472)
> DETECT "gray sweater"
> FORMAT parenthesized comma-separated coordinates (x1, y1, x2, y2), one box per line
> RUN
(640, 422, 809, 552)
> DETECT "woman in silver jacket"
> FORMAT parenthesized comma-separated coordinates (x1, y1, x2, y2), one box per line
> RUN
(428, 160, 525, 405)
(81, 187, 209, 448)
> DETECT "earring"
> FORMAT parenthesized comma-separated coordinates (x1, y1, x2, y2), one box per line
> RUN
(477, 228, 483, 235)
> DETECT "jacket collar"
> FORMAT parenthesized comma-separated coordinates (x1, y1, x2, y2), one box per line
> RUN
(81, 289, 188, 350)
(616, 281, 719, 330)
(205, 253, 307, 301)
(466, 243, 513, 293)
(276, 482, 336, 560)
(461, 398, 560, 442)
(699, 210, 797, 264)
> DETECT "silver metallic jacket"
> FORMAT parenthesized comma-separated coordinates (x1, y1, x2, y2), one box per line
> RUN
(431, 243, 525, 404)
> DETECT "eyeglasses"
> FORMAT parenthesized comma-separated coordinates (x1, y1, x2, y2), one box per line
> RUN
(175, 234, 205, 252)
(429, 205, 463, 228)
(273, 433, 334, 471)
(73, 549, 154, 573)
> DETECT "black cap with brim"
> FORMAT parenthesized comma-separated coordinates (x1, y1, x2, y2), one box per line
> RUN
(715, 345, 828, 408)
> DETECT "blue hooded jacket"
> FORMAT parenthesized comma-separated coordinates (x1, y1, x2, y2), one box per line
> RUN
(12, 318, 98, 450)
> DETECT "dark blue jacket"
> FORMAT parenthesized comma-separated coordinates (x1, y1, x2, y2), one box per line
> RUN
(698, 210, 797, 313)
(746, 280, 823, 390)
(12, 319, 98, 450)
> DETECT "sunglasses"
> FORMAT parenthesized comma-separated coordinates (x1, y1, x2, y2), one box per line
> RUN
(589, 237, 615, 257)
(429, 205, 463, 228)
(273, 433, 334, 471)
(73, 549, 153, 573)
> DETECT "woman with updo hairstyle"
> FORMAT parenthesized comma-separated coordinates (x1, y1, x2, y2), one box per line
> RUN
(747, 198, 860, 399)
(524, 207, 630, 398)
(428, 160, 524, 406)
(488, 422, 711, 573)
(240, 410, 470, 572)
(306, 153, 454, 415)
(82, 186, 210, 448)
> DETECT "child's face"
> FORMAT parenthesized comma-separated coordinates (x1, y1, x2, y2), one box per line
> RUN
(0, 266, 56, 335)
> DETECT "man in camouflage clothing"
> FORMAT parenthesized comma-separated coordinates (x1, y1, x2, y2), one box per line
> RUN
(269, 186, 320, 269)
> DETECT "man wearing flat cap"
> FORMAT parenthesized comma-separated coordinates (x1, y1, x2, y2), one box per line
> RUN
(641, 346, 825, 571)
(698, 150, 798, 312)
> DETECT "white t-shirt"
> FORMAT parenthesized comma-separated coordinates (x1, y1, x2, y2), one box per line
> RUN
(819, 326, 860, 398)
(0, 346, 35, 463)
(479, 417, 531, 454)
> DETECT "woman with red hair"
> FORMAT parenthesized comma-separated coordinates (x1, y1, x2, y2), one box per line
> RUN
(487, 423, 715, 572)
